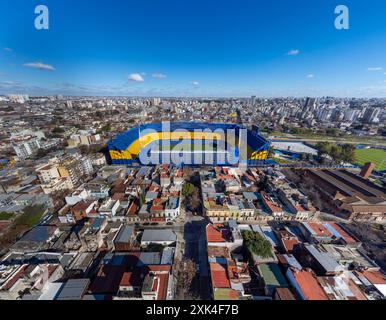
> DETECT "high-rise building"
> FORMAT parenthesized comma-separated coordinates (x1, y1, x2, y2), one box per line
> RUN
(12, 138, 41, 159)
(363, 108, 381, 123)
(151, 98, 161, 106)
(343, 109, 359, 122)
(8, 94, 29, 104)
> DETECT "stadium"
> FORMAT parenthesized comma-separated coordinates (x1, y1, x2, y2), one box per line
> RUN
(107, 122, 271, 166)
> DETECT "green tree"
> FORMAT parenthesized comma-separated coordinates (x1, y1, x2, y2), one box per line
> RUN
(182, 183, 196, 197)
(52, 127, 65, 134)
(100, 123, 111, 132)
(242, 230, 273, 259)
(341, 144, 356, 163)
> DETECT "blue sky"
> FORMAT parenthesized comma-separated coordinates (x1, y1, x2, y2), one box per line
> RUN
(0, 0, 386, 97)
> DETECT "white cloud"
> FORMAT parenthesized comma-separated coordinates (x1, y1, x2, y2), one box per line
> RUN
(128, 73, 145, 82)
(23, 62, 55, 71)
(287, 49, 300, 56)
(152, 73, 167, 79)
(4, 47, 12, 52)
(191, 81, 200, 86)
(306, 74, 315, 79)
(367, 67, 383, 71)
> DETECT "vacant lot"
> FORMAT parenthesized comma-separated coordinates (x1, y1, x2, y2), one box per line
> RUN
(355, 149, 386, 171)
(343, 222, 386, 272)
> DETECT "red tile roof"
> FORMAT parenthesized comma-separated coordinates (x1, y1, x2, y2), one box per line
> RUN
(210, 263, 231, 289)
(150, 204, 164, 212)
(291, 269, 329, 300)
(327, 222, 357, 244)
(147, 265, 171, 272)
(347, 279, 368, 300)
(361, 270, 386, 285)
(2, 265, 28, 290)
(119, 270, 142, 287)
(307, 222, 333, 238)
(156, 273, 169, 300)
(260, 191, 283, 213)
(127, 202, 139, 216)
(72, 200, 94, 212)
(206, 224, 228, 243)
(112, 193, 126, 201)
(282, 238, 299, 252)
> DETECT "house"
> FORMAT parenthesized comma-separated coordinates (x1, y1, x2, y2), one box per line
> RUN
(72, 200, 97, 221)
(160, 173, 171, 187)
(99, 198, 120, 217)
(113, 225, 136, 251)
(139, 203, 151, 221)
(141, 272, 170, 300)
(164, 197, 180, 221)
(56, 279, 90, 300)
(317, 275, 367, 300)
(126, 201, 139, 222)
(118, 270, 143, 297)
(354, 270, 386, 299)
(275, 228, 300, 253)
(300, 222, 334, 243)
(145, 191, 159, 203)
(293, 244, 344, 276)
(257, 263, 288, 296)
(209, 262, 240, 301)
(141, 230, 176, 246)
(260, 191, 284, 217)
(206, 223, 243, 252)
(65, 186, 90, 205)
(84, 183, 110, 199)
(286, 268, 329, 300)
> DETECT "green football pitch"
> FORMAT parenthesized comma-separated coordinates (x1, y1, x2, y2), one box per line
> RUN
(355, 149, 386, 171)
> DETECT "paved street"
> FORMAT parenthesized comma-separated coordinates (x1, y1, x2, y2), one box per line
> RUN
(127, 203, 211, 299)
(181, 209, 211, 300)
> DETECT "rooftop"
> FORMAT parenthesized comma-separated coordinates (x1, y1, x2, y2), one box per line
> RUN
(290, 269, 329, 300)
(141, 229, 176, 243)
(258, 263, 288, 288)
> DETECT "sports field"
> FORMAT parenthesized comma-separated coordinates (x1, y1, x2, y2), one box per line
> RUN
(355, 149, 386, 171)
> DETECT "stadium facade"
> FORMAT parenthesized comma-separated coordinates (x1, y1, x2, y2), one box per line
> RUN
(107, 122, 270, 166)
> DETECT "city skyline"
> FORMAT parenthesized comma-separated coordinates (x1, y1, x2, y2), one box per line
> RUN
(1, 0, 386, 97)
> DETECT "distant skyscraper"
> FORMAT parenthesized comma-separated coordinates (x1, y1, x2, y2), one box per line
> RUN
(152, 98, 161, 106)
(8, 94, 29, 104)
(250, 96, 256, 106)
(303, 97, 317, 112)
(363, 108, 381, 123)
(343, 109, 359, 122)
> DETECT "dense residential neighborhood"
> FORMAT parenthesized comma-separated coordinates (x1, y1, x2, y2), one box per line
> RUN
(0, 94, 385, 301)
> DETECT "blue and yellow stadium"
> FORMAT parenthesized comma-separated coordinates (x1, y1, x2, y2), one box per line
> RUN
(107, 122, 271, 166)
